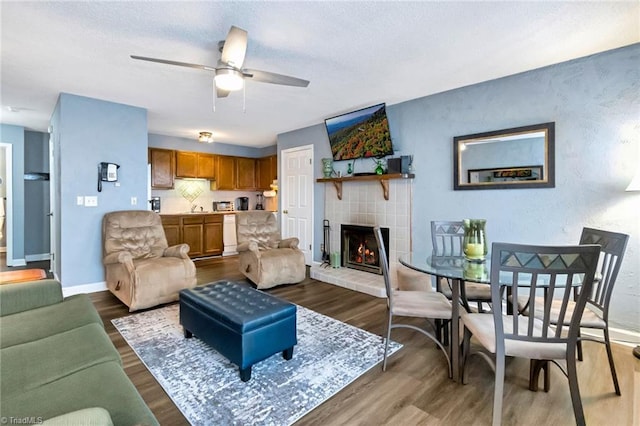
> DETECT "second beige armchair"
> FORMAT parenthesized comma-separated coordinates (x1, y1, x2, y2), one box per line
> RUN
(235, 211, 306, 289)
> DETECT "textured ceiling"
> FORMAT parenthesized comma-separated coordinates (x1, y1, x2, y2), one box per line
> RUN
(1, 1, 638, 148)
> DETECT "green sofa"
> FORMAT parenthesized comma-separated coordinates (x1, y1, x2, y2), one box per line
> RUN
(0, 279, 158, 426)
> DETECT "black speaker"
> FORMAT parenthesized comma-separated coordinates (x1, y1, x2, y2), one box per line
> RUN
(387, 156, 411, 174)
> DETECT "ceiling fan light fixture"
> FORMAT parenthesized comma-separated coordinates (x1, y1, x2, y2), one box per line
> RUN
(198, 131, 214, 143)
(215, 68, 244, 91)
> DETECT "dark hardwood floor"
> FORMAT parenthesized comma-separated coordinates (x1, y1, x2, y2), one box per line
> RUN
(5, 254, 638, 425)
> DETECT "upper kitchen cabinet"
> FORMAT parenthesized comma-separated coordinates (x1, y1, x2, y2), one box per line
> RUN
(257, 155, 277, 190)
(214, 155, 257, 190)
(175, 151, 216, 179)
(236, 157, 257, 190)
(216, 155, 236, 190)
(149, 148, 174, 189)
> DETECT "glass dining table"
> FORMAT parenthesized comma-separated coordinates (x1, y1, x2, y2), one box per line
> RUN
(399, 252, 491, 383)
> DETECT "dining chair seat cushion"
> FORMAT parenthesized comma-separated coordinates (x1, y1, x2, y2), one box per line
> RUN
(517, 296, 606, 329)
(439, 279, 492, 301)
(461, 311, 567, 360)
(392, 290, 452, 319)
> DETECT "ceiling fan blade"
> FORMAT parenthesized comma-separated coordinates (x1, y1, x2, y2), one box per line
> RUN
(130, 55, 216, 71)
(220, 26, 247, 68)
(243, 69, 310, 87)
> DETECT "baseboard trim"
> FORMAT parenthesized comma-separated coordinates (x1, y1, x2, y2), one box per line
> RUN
(7, 258, 27, 267)
(25, 253, 50, 262)
(582, 327, 640, 347)
(62, 281, 107, 297)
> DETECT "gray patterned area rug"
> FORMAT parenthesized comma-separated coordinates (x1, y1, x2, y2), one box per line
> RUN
(112, 303, 401, 426)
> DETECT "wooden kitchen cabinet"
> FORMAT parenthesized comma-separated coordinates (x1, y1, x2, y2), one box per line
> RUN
(257, 155, 277, 190)
(176, 151, 216, 179)
(203, 215, 223, 256)
(160, 216, 180, 247)
(197, 153, 216, 179)
(215, 155, 237, 190)
(160, 214, 224, 258)
(181, 216, 204, 257)
(235, 157, 257, 190)
(149, 148, 175, 189)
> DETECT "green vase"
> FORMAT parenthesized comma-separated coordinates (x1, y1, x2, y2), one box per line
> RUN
(322, 158, 333, 178)
(463, 219, 488, 261)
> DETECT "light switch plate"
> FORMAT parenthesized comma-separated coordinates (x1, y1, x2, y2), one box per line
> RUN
(76, 196, 84, 206)
(84, 196, 98, 207)
(131, 196, 137, 205)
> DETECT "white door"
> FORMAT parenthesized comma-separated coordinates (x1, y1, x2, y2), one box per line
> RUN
(281, 145, 314, 265)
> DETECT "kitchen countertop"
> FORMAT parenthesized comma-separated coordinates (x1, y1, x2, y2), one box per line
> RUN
(160, 210, 277, 216)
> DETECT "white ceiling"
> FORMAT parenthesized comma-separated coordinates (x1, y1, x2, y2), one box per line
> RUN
(1, 1, 638, 148)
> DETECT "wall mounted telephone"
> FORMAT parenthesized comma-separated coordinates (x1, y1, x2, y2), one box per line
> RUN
(98, 162, 119, 192)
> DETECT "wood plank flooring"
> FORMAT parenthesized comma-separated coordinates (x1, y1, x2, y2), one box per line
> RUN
(17, 255, 639, 425)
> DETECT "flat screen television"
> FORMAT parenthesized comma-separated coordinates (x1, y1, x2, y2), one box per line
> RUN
(325, 103, 394, 161)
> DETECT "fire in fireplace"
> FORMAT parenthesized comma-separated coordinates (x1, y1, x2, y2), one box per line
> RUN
(341, 225, 389, 274)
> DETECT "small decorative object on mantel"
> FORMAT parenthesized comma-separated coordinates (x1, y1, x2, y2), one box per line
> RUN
(347, 162, 353, 175)
(373, 158, 385, 175)
(463, 219, 488, 262)
(322, 158, 333, 178)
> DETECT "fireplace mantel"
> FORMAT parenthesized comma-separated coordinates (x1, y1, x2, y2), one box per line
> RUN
(317, 173, 415, 200)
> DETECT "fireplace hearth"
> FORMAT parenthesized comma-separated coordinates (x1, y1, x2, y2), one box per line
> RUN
(341, 225, 389, 274)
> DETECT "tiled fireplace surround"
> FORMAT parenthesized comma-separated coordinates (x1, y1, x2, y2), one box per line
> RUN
(310, 178, 412, 297)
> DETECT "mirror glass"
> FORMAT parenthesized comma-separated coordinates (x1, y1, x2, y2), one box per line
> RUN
(453, 122, 555, 190)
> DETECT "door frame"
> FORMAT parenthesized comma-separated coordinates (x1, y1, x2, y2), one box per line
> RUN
(0, 143, 12, 264)
(280, 144, 314, 265)
(48, 131, 57, 277)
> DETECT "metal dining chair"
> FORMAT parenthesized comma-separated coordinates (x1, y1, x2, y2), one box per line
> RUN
(460, 242, 601, 426)
(523, 227, 629, 395)
(374, 227, 453, 376)
(431, 221, 493, 313)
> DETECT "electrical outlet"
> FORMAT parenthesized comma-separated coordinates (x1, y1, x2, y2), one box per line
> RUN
(84, 196, 98, 207)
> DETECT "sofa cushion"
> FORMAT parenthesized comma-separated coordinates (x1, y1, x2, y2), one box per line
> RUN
(0, 293, 103, 349)
(0, 279, 63, 317)
(42, 407, 114, 426)
(1, 323, 121, 399)
(1, 360, 158, 426)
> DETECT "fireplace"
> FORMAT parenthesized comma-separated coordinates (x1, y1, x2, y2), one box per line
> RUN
(341, 225, 389, 274)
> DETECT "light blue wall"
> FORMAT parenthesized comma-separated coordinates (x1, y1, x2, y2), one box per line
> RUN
(275, 44, 640, 333)
(149, 134, 265, 157)
(24, 131, 50, 257)
(52, 93, 148, 287)
(0, 124, 25, 264)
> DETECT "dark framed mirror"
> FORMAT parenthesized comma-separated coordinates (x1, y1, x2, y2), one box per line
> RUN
(453, 122, 555, 190)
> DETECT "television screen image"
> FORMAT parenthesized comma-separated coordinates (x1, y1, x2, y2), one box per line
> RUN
(325, 103, 393, 161)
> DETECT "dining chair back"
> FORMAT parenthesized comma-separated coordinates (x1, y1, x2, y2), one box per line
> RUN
(461, 242, 601, 426)
(374, 227, 453, 376)
(431, 221, 492, 314)
(522, 227, 629, 395)
(431, 221, 465, 256)
(575, 228, 628, 394)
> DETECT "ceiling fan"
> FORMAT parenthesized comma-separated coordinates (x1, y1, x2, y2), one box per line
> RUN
(131, 25, 310, 98)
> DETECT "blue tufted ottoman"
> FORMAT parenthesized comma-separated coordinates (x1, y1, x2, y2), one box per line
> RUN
(179, 281, 297, 381)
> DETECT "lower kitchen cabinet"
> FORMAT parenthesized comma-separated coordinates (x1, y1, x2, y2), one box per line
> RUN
(161, 214, 224, 258)
(160, 216, 180, 247)
(204, 215, 224, 256)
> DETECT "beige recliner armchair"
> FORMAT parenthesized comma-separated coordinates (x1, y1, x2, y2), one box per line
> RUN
(102, 210, 197, 311)
(235, 211, 306, 289)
